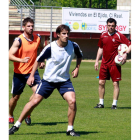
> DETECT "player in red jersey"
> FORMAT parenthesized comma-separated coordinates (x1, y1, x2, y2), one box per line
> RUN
(94, 18, 131, 109)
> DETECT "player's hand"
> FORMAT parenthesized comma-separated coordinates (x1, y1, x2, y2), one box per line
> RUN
(94, 62, 98, 71)
(72, 68, 79, 78)
(39, 62, 45, 69)
(121, 53, 127, 65)
(21, 57, 30, 63)
(27, 76, 34, 86)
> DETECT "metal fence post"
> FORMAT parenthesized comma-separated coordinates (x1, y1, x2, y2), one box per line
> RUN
(20, 6, 23, 31)
(106, 0, 108, 9)
(33, 5, 35, 30)
(50, 7, 53, 43)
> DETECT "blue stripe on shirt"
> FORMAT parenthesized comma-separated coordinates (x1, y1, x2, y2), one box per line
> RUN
(14, 37, 22, 49)
(72, 42, 83, 58)
(37, 46, 51, 62)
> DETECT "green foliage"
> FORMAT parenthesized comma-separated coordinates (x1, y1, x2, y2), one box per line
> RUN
(9, 60, 131, 140)
(30, 0, 117, 9)
(33, 0, 61, 7)
(107, 0, 117, 9)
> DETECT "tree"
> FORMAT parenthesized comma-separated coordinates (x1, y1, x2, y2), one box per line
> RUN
(29, 0, 117, 9)
(56, 0, 116, 9)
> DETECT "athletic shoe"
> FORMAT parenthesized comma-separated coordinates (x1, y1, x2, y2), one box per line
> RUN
(9, 117, 14, 124)
(9, 126, 19, 135)
(111, 105, 117, 109)
(66, 129, 80, 137)
(94, 104, 104, 108)
(25, 115, 31, 125)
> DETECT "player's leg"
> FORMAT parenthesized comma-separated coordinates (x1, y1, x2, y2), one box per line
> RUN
(94, 64, 109, 108)
(29, 70, 41, 101)
(9, 93, 43, 135)
(113, 81, 120, 100)
(110, 65, 121, 109)
(9, 94, 20, 117)
(18, 93, 43, 123)
(25, 70, 41, 125)
(9, 73, 26, 124)
(98, 79, 106, 105)
(112, 81, 120, 109)
(30, 84, 38, 101)
(9, 94, 20, 123)
(58, 79, 80, 136)
(94, 79, 106, 108)
(99, 79, 106, 99)
(9, 79, 54, 135)
(24, 85, 38, 125)
(63, 91, 80, 136)
(63, 91, 76, 126)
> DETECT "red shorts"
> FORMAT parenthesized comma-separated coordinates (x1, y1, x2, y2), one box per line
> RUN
(99, 63, 121, 82)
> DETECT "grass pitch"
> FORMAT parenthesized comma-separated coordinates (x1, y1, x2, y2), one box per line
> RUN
(9, 60, 131, 140)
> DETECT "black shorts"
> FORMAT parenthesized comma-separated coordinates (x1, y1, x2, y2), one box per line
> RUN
(11, 70, 41, 95)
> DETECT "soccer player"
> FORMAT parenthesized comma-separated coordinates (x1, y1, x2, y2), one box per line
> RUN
(9, 17, 45, 125)
(9, 24, 83, 136)
(94, 18, 131, 109)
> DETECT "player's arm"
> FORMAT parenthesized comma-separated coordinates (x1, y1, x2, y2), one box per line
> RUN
(120, 34, 131, 64)
(94, 47, 103, 71)
(121, 44, 131, 64)
(38, 38, 44, 54)
(72, 42, 83, 78)
(37, 35, 45, 69)
(72, 57, 82, 78)
(126, 44, 131, 54)
(27, 60, 40, 86)
(9, 39, 30, 63)
(38, 43, 45, 69)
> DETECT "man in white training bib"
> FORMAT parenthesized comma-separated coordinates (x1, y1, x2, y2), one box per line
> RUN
(9, 24, 83, 137)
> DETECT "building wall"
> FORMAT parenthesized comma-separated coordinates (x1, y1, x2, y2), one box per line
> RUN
(117, 0, 131, 35)
(117, 0, 131, 10)
(70, 39, 99, 59)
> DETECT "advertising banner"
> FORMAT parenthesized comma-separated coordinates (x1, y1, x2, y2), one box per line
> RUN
(62, 8, 130, 34)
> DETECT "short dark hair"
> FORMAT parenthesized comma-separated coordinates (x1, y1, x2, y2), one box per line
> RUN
(106, 18, 117, 26)
(56, 24, 71, 38)
(22, 17, 34, 26)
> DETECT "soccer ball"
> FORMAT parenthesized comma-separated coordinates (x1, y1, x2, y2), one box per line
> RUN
(115, 44, 128, 66)
(118, 44, 128, 56)
(115, 55, 123, 66)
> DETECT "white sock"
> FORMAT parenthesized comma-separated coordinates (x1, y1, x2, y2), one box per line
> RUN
(112, 100, 118, 106)
(9, 116, 14, 118)
(14, 121, 22, 128)
(99, 99, 104, 105)
(67, 125, 73, 131)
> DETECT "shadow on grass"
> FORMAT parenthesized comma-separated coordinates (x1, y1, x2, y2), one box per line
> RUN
(105, 107, 131, 109)
(46, 131, 99, 135)
(13, 131, 99, 135)
(118, 107, 131, 109)
(30, 121, 67, 126)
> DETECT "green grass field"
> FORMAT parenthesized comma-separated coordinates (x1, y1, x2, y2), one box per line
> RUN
(9, 60, 131, 140)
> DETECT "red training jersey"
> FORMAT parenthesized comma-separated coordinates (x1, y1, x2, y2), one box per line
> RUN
(14, 33, 41, 74)
(98, 31, 131, 65)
